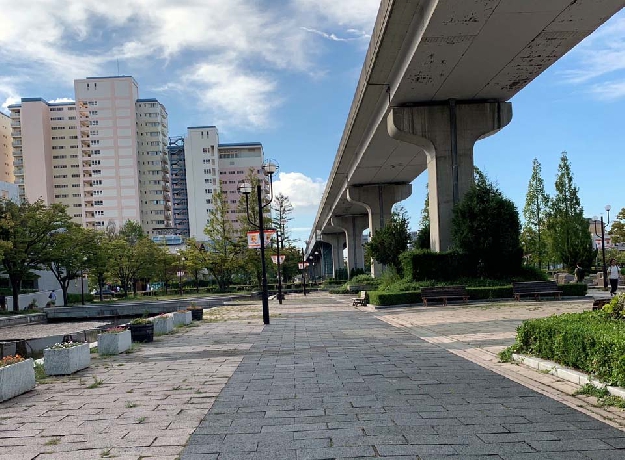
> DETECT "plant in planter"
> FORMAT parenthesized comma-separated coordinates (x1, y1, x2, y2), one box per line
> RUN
(97, 326, 131, 355)
(0, 355, 36, 402)
(44, 341, 90, 376)
(172, 309, 192, 327)
(128, 318, 154, 343)
(150, 313, 174, 335)
(187, 305, 204, 321)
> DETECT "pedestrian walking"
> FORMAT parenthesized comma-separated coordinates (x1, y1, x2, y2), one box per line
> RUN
(608, 258, 621, 296)
(574, 262, 585, 283)
(48, 290, 57, 305)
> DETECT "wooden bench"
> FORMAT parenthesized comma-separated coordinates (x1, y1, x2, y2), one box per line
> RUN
(352, 291, 367, 306)
(513, 281, 562, 301)
(421, 286, 468, 307)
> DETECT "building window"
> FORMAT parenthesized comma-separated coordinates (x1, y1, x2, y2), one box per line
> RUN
(94, 200, 103, 206)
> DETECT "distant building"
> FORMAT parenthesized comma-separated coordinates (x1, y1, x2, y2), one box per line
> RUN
(0, 112, 13, 183)
(0, 180, 19, 202)
(8, 76, 171, 236)
(168, 128, 265, 241)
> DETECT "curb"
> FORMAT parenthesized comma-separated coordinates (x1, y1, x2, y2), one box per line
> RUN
(512, 353, 625, 399)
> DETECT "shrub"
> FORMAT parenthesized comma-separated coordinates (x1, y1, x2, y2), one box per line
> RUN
(67, 293, 95, 304)
(560, 283, 588, 297)
(603, 293, 625, 318)
(368, 291, 421, 306)
(467, 286, 514, 300)
(328, 287, 350, 294)
(506, 311, 625, 386)
(400, 249, 473, 281)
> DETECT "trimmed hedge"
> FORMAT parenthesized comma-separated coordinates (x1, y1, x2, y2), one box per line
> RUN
(66, 293, 95, 304)
(560, 283, 588, 297)
(510, 312, 625, 387)
(367, 283, 586, 306)
(400, 250, 473, 282)
(368, 291, 421, 306)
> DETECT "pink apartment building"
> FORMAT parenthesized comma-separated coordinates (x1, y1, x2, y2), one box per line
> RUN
(9, 76, 171, 236)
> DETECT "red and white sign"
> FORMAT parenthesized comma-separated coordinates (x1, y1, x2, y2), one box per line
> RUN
(298, 262, 310, 269)
(247, 230, 276, 249)
(271, 255, 286, 264)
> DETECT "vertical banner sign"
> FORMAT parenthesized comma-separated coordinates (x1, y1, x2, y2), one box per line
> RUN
(247, 230, 277, 249)
(271, 255, 286, 264)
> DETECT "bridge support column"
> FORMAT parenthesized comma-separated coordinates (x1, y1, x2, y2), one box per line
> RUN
(323, 233, 346, 278)
(331, 215, 368, 277)
(388, 101, 512, 251)
(347, 184, 412, 277)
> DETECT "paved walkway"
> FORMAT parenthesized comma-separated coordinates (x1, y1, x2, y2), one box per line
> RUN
(181, 297, 625, 459)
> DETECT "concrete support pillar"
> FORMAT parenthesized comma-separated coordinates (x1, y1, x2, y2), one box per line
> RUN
(323, 233, 346, 278)
(388, 101, 512, 252)
(331, 215, 368, 276)
(347, 183, 412, 277)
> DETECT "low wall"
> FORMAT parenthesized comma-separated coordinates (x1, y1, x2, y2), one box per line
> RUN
(5, 290, 64, 311)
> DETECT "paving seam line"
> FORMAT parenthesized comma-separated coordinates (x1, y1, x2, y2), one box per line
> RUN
(374, 313, 625, 433)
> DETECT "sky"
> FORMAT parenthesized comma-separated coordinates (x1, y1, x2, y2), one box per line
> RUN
(1, 0, 625, 245)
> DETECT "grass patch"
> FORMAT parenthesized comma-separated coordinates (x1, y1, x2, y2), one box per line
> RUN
(100, 448, 114, 458)
(34, 362, 50, 384)
(87, 376, 104, 389)
(136, 416, 146, 424)
(90, 346, 98, 354)
(574, 384, 625, 408)
(498, 347, 514, 363)
(125, 401, 138, 408)
(44, 437, 61, 446)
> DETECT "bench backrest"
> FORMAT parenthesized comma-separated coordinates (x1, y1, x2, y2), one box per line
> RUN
(512, 281, 559, 293)
(421, 285, 468, 297)
(359, 291, 367, 299)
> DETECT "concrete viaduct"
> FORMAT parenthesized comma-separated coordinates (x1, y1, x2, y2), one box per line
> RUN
(304, 0, 625, 279)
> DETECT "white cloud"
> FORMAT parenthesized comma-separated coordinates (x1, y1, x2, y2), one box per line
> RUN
(0, 0, 379, 128)
(272, 172, 326, 211)
(0, 77, 21, 114)
(562, 13, 625, 99)
(301, 27, 370, 42)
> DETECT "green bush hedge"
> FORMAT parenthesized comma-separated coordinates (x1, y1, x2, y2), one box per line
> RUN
(560, 283, 588, 297)
(368, 291, 421, 306)
(66, 293, 95, 304)
(367, 283, 586, 306)
(509, 312, 625, 387)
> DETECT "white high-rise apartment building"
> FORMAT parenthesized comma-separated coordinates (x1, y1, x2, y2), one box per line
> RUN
(181, 126, 264, 241)
(0, 112, 13, 183)
(9, 76, 172, 235)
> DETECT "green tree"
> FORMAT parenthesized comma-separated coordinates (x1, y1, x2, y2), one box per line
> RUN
(180, 238, 209, 293)
(610, 207, 625, 244)
(86, 229, 111, 302)
(545, 152, 595, 270)
(522, 158, 550, 269)
(272, 193, 294, 247)
(415, 185, 430, 250)
(0, 199, 72, 311)
(205, 190, 241, 290)
(45, 224, 94, 306)
(451, 177, 522, 277)
(106, 221, 147, 297)
(365, 206, 411, 274)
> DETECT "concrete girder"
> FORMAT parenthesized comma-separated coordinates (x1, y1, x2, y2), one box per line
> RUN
(388, 101, 512, 251)
(347, 183, 412, 277)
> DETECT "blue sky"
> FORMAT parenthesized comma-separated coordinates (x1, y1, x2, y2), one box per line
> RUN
(1, 1, 624, 244)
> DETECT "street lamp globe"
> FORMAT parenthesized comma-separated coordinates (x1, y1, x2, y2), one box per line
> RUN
(237, 181, 252, 195)
(262, 160, 278, 176)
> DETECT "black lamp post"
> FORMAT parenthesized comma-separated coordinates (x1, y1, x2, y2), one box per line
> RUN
(81, 256, 87, 305)
(301, 248, 307, 296)
(593, 215, 608, 290)
(179, 256, 185, 296)
(238, 160, 278, 325)
(606, 204, 612, 225)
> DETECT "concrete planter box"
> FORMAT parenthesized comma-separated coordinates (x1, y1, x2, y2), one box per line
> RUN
(97, 330, 131, 355)
(151, 315, 174, 335)
(44, 343, 90, 375)
(0, 359, 36, 402)
(173, 311, 192, 327)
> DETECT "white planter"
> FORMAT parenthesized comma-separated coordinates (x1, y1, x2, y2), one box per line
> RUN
(151, 315, 174, 335)
(97, 330, 131, 355)
(44, 343, 90, 375)
(0, 359, 36, 402)
(172, 311, 192, 327)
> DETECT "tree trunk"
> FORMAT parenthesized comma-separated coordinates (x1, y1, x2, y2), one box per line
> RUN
(61, 281, 69, 307)
(98, 275, 104, 302)
(9, 275, 20, 312)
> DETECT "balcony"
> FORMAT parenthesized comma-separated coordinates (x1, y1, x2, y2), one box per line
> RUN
(13, 159, 23, 167)
(11, 130, 21, 137)
(10, 111, 20, 119)
(162, 183, 171, 192)
(14, 178, 24, 185)
(12, 140, 22, 147)
(14, 168, 24, 176)
(11, 121, 20, 127)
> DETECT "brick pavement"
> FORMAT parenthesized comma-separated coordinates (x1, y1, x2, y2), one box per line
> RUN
(182, 296, 625, 459)
(0, 320, 261, 460)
